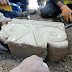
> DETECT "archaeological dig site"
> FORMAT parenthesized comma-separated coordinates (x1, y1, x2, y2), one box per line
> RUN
(0, 0, 72, 72)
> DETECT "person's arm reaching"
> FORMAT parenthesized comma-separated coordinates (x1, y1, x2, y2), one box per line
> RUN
(50, 0, 72, 23)
(56, 1, 64, 8)
(50, 0, 64, 8)
(0, 12, 12, 53)
(0, 12, 12, 26)
(10, 55, 49, 72)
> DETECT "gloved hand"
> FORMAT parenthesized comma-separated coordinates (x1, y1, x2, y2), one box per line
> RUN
(60, 5, 72, 23)
(0, 36, 8, 53)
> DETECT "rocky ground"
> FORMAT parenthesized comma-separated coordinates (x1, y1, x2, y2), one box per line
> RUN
(0, 10, 72, 72)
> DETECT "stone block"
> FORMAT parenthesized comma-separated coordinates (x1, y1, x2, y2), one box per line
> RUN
(0, 19, 68, 62)
(47, 40, 68, 62)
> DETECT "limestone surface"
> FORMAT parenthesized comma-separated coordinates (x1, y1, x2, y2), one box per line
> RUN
(0, 19, 68, 62)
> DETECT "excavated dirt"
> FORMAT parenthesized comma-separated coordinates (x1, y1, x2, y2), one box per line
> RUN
(0, 10, 72, 72)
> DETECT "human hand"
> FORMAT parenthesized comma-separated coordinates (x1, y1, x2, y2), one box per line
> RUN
(1, 18, 12, 26)
(10, 55, 49, 72)
(0, 0, 10, 5)
(0, 36, 8, 53)
(60, 5, 72, 23)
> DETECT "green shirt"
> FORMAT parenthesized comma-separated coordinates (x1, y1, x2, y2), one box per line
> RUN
(61, 0, 72, 4)
(50, 0, 72, 4)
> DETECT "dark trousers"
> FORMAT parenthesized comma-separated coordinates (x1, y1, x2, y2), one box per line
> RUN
(41, 0, 72, 18)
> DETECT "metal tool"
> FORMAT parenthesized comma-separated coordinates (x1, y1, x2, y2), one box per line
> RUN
(61, 16, 72, 29)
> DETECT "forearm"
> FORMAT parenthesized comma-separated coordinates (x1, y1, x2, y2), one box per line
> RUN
(56, 1, 65, 8)
(50, 0, 65, 8)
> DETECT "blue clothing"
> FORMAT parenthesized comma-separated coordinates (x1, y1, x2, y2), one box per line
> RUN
(9, 0, 29, 11)
(10, 2, 22, 12)
(0, 9, 18, 19)
(41, 0, 72, 18)
(41, 0, 61, 18)
(0, 2, 22, 18)
(0, 0, 29, 18)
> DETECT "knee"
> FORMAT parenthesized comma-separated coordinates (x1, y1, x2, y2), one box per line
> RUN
(41, 1, 61, 18)
(41, 8, 60, 18)
(41, 8, 52, 18)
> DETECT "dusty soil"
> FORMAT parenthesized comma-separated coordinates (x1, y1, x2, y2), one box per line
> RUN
(0, 10, 72, 72)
